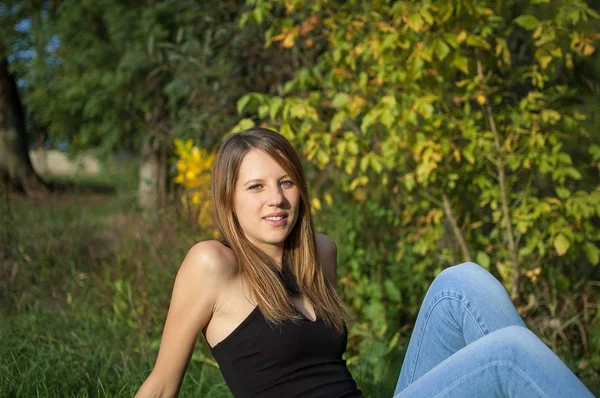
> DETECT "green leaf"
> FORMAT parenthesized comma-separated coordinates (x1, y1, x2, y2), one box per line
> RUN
(269, 97, 282, 120)
(553, 233, 570, 256)
(435, 40, 451, 61)
(589, 145, 600, 161)
(476, 251, 491, 269)
(466, 35, 490, 50)
(556, 187, 570, 199)
(384, 280, 402, 303)
(514, 15, 540, 30)
(230, 118, 255, 134)
(332, 93, 350, 108)
(258, 104, 269, 119)
(584, 241, 599, 266)
(237, 95, 251, 115)
(453, 54, 469, 74)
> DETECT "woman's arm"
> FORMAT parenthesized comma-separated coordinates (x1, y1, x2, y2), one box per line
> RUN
(135, 241, 226, 398)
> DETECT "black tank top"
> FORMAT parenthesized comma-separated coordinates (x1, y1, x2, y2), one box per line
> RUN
(208, 254, 363, 397)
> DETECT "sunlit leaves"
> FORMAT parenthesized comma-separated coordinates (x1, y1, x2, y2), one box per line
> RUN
(238, 0, 600, 381)
(514, 15, 540, 30)
(173, 139, 218, 235)
(553, 233, 570, 256)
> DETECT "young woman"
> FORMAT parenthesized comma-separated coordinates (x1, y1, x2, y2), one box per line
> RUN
(136, 128, 593, 398)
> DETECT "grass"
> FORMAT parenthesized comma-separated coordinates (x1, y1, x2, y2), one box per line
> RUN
(0, 169, 232, 397)
(1, 169, 597, 397)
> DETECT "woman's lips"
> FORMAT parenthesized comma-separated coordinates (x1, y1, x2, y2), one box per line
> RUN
(263, 215, 288, 227)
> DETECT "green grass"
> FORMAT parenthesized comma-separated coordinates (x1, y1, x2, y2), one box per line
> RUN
(0, 169, 397, 397)
(0, 171, 232, 397)
(1, 170, 597, 397)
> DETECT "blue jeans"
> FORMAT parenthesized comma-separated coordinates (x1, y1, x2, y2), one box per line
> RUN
(393, 262, 593, 398)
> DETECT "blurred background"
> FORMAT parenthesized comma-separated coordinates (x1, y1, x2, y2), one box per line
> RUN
(1, 0, 599, 396)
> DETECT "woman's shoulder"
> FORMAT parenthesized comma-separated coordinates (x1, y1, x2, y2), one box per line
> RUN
(315, 233, 337, 254)
(181, 240, 238, 280)
(315, 233, 337, 285)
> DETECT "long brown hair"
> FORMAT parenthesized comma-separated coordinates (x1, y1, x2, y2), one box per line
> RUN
(211, 127, 347, 331)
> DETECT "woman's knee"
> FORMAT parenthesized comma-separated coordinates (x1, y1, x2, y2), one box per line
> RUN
(432, 262, 497, 291)
(486, 325, 542, 359)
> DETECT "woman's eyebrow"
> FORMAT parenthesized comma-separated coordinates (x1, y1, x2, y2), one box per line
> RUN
(243, 178, 264, 186)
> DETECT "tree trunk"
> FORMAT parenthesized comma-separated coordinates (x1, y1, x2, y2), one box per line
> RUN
(0, 45, 44, 194)
(138, 139, 160, 210)
(137, 97, 167, 210)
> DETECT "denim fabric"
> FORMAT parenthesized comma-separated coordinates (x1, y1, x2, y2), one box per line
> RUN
(393, 262, 593, 398)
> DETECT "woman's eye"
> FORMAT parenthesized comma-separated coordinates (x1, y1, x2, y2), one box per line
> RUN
(280, 180, 294, 187)
(248, 184, 262, 191)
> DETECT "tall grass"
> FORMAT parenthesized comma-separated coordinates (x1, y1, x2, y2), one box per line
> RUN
(0, 169, 231, 397)
(5, 169, 592, 397)
(0, 170, 391, 397)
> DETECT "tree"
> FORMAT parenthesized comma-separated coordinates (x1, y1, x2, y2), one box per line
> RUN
(237, 0, 600, 383)
(19, 0, 259, 208)
(0, 2, 44, 194)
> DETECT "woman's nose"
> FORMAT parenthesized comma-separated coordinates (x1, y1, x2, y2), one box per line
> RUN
(267, 186, 284, 206)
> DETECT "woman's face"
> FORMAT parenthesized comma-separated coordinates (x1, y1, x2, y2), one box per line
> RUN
(234, 149, 300, 254)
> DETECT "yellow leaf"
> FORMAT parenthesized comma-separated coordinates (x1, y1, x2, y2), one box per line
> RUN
(311, 198, 321, 211)
(282, 33, 295, 48)
(324, 193, 333, 206)
(453, 149, 461, 162)
(583, 44, 595, 56)
(553, 234, 570, 256)
(476, 94, 487, 105)
(539, 55, 552, 70)
(457, 31, 467, 44)
(566, 53, 574, 69)
(271, 33, 286, 42)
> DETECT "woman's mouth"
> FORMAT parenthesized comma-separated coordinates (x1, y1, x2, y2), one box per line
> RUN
(263, 215, 288, 227)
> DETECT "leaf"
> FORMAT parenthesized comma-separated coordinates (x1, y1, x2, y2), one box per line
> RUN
(237, 95, 251, 115)
(435, 40, 451, 61)
(282, 32, 296, 48)
(466, 35, 490, 50)
(477, 251, 491, 269)
(311, 198, 322, 211)
(384, 280, 402, 303)
(514, 15, 540, 30)
(584, 242, 599, 266)
(230, 118, 255, 134)
(269, 97, 282, 120)
(453, 54, 469, 74)
(332, 93, 350, 108)
(539, 55, 552, 70)
(556, 187, 571, 199)
(553, 234, 570, 256)
(589, 145, 600, 161)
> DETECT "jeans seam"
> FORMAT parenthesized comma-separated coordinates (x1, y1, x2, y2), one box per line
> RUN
(434, 360, 549, 398)
(407, 292, 487, 386)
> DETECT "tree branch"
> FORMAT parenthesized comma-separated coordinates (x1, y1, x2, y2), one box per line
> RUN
(442, 193, 472, 263)
(476, 56, 520, 300)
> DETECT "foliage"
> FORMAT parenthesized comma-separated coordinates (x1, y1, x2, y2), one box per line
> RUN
(173, 139, 217, 236)
(10, 0, 245, 157)
(238, 0, 600, 387)
(0, 174, 232, 397)
(4, 0, 600, 394)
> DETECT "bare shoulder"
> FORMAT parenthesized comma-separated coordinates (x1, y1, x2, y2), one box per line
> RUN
(180, 240, 237, 279)
(315, 233, 337, 285)
(168, 240, 238, 326)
